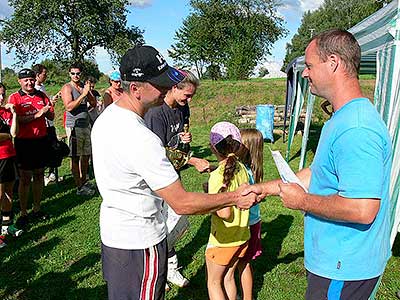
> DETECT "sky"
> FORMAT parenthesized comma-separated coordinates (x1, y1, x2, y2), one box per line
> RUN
(0, 0, 324, 75)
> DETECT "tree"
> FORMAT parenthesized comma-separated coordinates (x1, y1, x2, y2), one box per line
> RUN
(170, 0, 286, 80)
(282, 0, 392, 71)
(0, 0, 144, 66)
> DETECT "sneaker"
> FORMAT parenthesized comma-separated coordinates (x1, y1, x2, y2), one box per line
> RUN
(48, 173, 56, 182)
(16, 215, 28, 231)
(0, 236, 6, 248)
(82, 180, 96, 190)
(1, 224, 23, 237)
(44, 173, 57, 186)
(44, 173, 56, 186)
(30, 211, 50, 222)
(76, 185, 95, 196)
(167, 267, 189, 287)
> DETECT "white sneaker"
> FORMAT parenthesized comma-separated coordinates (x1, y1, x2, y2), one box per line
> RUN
(167, 267, 189, 287)
(44, 173, 57, 186)
(167, 255, 189, 287)
(76, 185, 95, 196)
(48, 173, 56, 182)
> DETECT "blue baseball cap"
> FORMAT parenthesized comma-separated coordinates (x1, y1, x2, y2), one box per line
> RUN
(109, 71, 121, 81)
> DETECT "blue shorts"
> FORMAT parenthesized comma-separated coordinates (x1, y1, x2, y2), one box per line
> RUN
(102, 239, 167, 300)
(305, 270, 379, 300)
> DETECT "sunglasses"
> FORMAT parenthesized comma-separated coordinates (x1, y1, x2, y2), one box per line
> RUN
(70, 72, 81, 76)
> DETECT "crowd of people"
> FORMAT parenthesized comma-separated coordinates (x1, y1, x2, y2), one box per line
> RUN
(0, 63, 113, 246)
(0, 28, 395, 300)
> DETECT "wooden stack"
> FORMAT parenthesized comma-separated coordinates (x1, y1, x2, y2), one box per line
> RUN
(235, 105, 306, 127)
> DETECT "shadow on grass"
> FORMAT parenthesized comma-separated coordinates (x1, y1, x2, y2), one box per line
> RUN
(254, 214, 304, 297)
(392, 233, 400, 257)
(0, 236, 61, 299)
(172, 216, 210, 299)
(19, 252, 105, 300)
(39, 176, 98, 221)
(288, 124, 323, 163)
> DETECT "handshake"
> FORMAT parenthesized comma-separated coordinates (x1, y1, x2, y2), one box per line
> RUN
(233, 184, 265, 210)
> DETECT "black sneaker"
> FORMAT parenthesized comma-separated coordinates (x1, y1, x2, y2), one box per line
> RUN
(16, 215, 29, 230)
(30, 211, 49, 222)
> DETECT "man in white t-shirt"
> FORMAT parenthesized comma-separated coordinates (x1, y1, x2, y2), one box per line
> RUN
(91, 45, 258, 300)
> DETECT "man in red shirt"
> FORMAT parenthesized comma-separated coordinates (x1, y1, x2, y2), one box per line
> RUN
(9, 68, 54, 229)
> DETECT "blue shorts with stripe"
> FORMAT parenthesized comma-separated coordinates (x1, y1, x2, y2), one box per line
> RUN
(102, 239, 167, 300)
(305, 270, 379, 300)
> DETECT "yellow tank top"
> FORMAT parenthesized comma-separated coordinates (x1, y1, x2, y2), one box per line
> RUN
(208, 161, 250, 247)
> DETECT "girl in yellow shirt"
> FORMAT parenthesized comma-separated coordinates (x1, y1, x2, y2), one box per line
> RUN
(206, 121, 250, 300)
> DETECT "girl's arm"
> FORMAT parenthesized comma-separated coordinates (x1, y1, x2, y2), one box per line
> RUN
(216, 207, 232, 220)
(8, 105, 18, 137)
(4, 103, 18, 137)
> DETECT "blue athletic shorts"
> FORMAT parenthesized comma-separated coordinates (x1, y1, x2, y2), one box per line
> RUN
(102, 239, 167, 300)
(305, 270, 379, 300)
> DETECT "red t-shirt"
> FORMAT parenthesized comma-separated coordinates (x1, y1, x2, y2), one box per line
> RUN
(0, 108, 16, 159)
(8, 90, 53, 139)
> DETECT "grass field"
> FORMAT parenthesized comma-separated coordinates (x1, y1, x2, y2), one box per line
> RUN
(0, 78, 398, 299)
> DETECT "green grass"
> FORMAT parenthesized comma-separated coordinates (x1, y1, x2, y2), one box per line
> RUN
(0, 78, 399, 299)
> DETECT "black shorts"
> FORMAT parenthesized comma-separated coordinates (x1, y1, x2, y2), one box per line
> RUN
(102, 239, 167, 300)
(305, 270, 379, 300)
(0, 156, 17, 183)
(14, 137, 49, 170)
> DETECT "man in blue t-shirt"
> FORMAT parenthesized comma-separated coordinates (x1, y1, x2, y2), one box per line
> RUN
(246, 29, 392, 300)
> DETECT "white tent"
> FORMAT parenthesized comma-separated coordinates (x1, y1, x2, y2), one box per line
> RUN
(284, 0, 400, 248)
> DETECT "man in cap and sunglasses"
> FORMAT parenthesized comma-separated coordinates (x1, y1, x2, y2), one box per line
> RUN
(61, 64, 97, 196)
(91, 45, 258, 300)
(9, 68, 54, 229)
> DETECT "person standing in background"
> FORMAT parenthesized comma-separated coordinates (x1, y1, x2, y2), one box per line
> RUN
(0, 83, 21, 247)
(103, 71, 123, 108)
(33, 63, 61, 186)
(145, 70, 210, 289)
(61, 64, 96, 196)
(10, 69, 54, 229)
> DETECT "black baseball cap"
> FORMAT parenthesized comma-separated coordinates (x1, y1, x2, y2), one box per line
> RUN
(120, 45, 185, 88)
(18, 68, 35, 79)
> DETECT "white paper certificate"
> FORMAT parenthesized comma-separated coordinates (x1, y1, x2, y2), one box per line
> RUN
(270, 149, 308, 192)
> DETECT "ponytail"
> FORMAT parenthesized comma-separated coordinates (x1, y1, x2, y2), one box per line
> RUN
(218, 153, 239, 193)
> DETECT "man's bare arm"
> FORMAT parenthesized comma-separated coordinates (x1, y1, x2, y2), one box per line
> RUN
(17, 104, 51, 123)
(61, 83, 90, 112)
(156, 180, 257, 215)
(242, 167, 312, 201)
(278, 182, 380, 224)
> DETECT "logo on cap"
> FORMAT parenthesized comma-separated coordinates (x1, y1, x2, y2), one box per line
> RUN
(131, 68, 144, 78)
